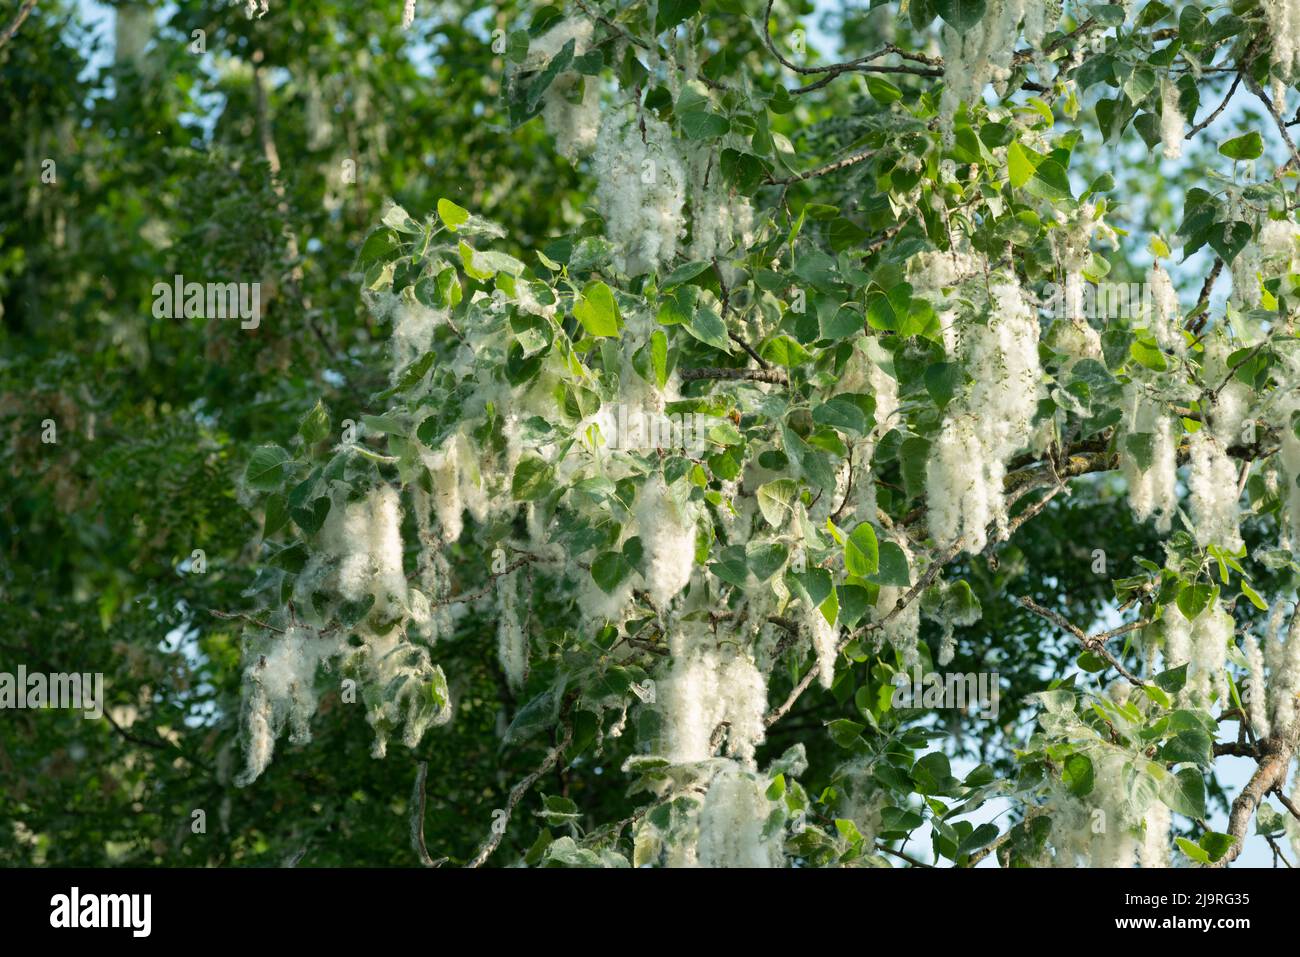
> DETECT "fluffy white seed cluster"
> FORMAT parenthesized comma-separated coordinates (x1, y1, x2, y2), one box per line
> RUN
(686, 148, 756, 262)
(1137, 798, 1171, 868)
(928, 582, 983, 667)
(696, 763, 784, 867)
(636, 477, 698, 608)
(1266, 601, 1300, 733)
(1050, 207, 1111, 364)
(1047, 751, 1166, 867)
(420, 433, 490, 545)
(1159, 78, 1184, 160)
(1119, 380, 1178, 532)
(927, 280, 1043, 553)
(1230, 216, 1300, 307)
(524, 19, 600, 161)
(496, 569, 528, 689)
(1187, 428, 1242, 553)
(1264, 1, 1300, 93)
(657, 629, 768, 765)
(806, 604, 840, 690)
(327, 485, 410, 617)
(593, 111, 687, 276)
(235, 626, 340, 786)
(1244, 634, 1270, 738)
(938, 1, 1053, 140)
(360, 630, 452, 758)
(829, 342, 898, 526)
(1145, 263, 1185, 356)
(1162, 601, 1231, 706)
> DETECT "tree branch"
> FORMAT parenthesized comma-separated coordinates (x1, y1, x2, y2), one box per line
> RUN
(466, 723, 573, 868)
(0, 0, 37, 51)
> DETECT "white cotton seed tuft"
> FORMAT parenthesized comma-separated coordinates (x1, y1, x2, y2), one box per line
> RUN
(1264, 0, 1300, 84)
(1145, 264, 1185, 356)
(926, 280, 1042, 554)
(1163, 603, 1193, 674)
(1119, 380, 1178, 532)
(389, 299, 444, 384)
(807, 604, 840, 689)
(593, 111, 686, 276)
(1138, 801, 1171, 869)
(542, 77, 601, 161)
(424, 438, 464, 544)
(1189, 600, 1233, 706)
(235, 626, 341, 786)
(1160, 79, 1184, 160)
(1267, 602, 1300, 733)
(1244, 634, 1270, 739)
(938, 1, 1058, 142)
(636, 477, 697, 608)
(658, 631, 768, 766)
(686, 146, 756, 262)
(324, 486, 408, 612)
(496, 570, 528, 689)
(369, 485, 408, 616)
(1187, 429, 1243, 553)
(523, 17, 593, 66)
(696, 764, 784, 868)
(236, 683, 275, 787)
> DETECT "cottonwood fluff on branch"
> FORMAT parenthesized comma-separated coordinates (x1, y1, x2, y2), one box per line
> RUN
(926, 278, 1043, 554)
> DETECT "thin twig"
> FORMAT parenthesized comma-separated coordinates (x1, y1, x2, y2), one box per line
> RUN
(0, 0, 37, 50)
(466, 724, 574, 868)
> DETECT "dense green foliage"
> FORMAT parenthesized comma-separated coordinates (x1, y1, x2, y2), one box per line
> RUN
(4, 0, 1300, 868)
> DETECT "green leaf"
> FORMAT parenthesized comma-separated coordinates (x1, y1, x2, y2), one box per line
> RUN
(1175, 836, 1211, 864)
(812, 396, 868, 435)
(574, 280, 621, 338)
(1175, 583, 1214, 620)
(756, 479, 798, 527)
(591, 551, 633, 593)
(1199, 831, 1234, 862)
(1007, 140, 1037, 188)
(511, 455, 555, 501)
(844, 522, 880, 577)
(827, 719, 865, 748)
(655, 0, 699, 32)
(1155, 663, 1188, 694)
(1063, 753, 1095, 797)
(746, 542, 789, 582)
(680, 111, 730, 140)
(870, 541, 911, 587)
(682, 304, 732, 353)
(298, 400, 330, 445)
(650, 330, 668, 389)
(866, 77, 902, 104)
(760, 334, 812, 367)
(924, 361, 962, 409)
(1219, 131, 1263, 161)
(1129, 335, 1168, 371)
(933, 0, 987, 31)
(245, 445, 291, 492)
(436, 198, 469, 231)
(1163, 769, 1206, 819)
